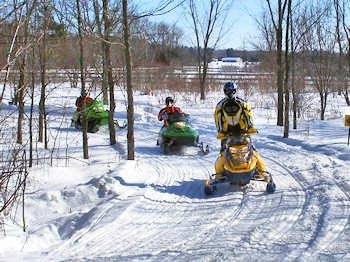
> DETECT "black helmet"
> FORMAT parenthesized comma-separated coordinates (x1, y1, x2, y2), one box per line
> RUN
(165, 96, 174, 106)
(223, 82, 238, 99)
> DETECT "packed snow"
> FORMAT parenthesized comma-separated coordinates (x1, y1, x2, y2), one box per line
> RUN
(0, 85, 350, 261)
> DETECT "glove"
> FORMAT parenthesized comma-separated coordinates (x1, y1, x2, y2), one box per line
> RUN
(217, 132, 226, 140)
(247, 127, 258, 135)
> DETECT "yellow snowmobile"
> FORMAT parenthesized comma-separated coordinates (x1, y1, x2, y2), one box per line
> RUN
(204, 135, 276, 195)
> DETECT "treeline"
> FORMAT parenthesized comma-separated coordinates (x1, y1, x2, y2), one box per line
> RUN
(0, 14, 196, 70)
(253, 0, 350, 138)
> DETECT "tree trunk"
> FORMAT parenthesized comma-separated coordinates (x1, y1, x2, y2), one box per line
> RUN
(334, 0, 344, 95)
(93, 0, 109, 105)
(292, 90, 297, 129)
(197, 52, 202, 99)
(200, 62, 207, 100)
(290, 3, 297, 130)
(267, 0, 286, 126)
(199, 47, 208, 100)
(189, 0, 222, 101)
(29, 68, 35, 167)
(276, 25, 284, 126)
(16, 16, 29, 145)
(76, 0, 89, 159)
(344, 89, 350, 106)
(38, 61, 46, 144)
(102, 0, 116, 145)
(122, 0, 134, 160)
(320, 92, 325, 120)
(44, 108, 48, 149)
(17, 60, 25, 144)
(39, 8, 48, 145)
(346, 37, 350, 106)
(190, 0, 202, 100)
(283, 0, 292, 138)
(0, 65, 10, 104)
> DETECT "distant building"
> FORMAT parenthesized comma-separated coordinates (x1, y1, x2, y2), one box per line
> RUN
(208, 56, 246, 70)
(220, 57, 245, 69)
(221, 57, 243, 63)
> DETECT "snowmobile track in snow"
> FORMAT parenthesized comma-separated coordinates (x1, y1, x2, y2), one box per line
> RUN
(44, 134, 350, 261)
(8, 95, 350, 261)
(69, 144, 349, 260)
(263, 149, 350, 260)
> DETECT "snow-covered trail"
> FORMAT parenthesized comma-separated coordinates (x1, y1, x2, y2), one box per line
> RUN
(1, 90, 350, 261)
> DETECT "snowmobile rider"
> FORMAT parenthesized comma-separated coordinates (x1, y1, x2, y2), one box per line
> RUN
(158, 96, 183, 127)
(214, 82, 269, 181)
(215, 82, 257, 142)
(75, 94, 94, 112)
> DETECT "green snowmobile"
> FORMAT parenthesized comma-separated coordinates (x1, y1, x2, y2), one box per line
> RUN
(71, 100, 109, 133)
(157, 112, 208, 154)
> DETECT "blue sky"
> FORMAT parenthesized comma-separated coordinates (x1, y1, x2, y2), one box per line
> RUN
(140, 0, 264, 50)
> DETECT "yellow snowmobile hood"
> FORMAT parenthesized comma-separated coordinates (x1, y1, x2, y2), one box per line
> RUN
(223, 144, 257, 174)
(224, 154, 257, 174)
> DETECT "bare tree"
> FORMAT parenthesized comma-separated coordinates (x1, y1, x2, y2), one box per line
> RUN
(0, 5, 23, 104)
(188, 0, 231, 100)
(38, 1, 50, 149)
(102, 0, 117, 145)
(343, 1, 350, 106)
(265, 0, 289, 126)
(290, 3, 297, 130)
(0, 147, 28, 232)
(305, 8, 336, 120)
(29, 50, 35, 168)
(283, 0, 292, 138)
(288, 2, 328, 129)
(76, 0, 89, 159)
(16, 4, 32, 144)
(0, 1, 26, 25)
(93, 0, 109, 105)
(123, 0, 134, 160)
(254, 11, 276, 52)
(334, 0, 350, 105)
(143, 21, 184, 65)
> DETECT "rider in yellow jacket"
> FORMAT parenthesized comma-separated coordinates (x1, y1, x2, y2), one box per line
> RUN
(214, 82, 269, 181)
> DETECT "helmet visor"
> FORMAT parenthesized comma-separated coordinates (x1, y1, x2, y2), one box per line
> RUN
(224, 83, 237, 98)
(166, 97, 174, 106)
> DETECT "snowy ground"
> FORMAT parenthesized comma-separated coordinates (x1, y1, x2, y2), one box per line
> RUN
(0, 85, 350, 261)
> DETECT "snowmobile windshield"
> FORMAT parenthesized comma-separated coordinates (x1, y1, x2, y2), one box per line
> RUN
(229, 144, 249, 155)
(225, 135, 252, 164)
(167, 112, 189, 124)
(228, 144, 252, 164)
(89, 100, 105, 113)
